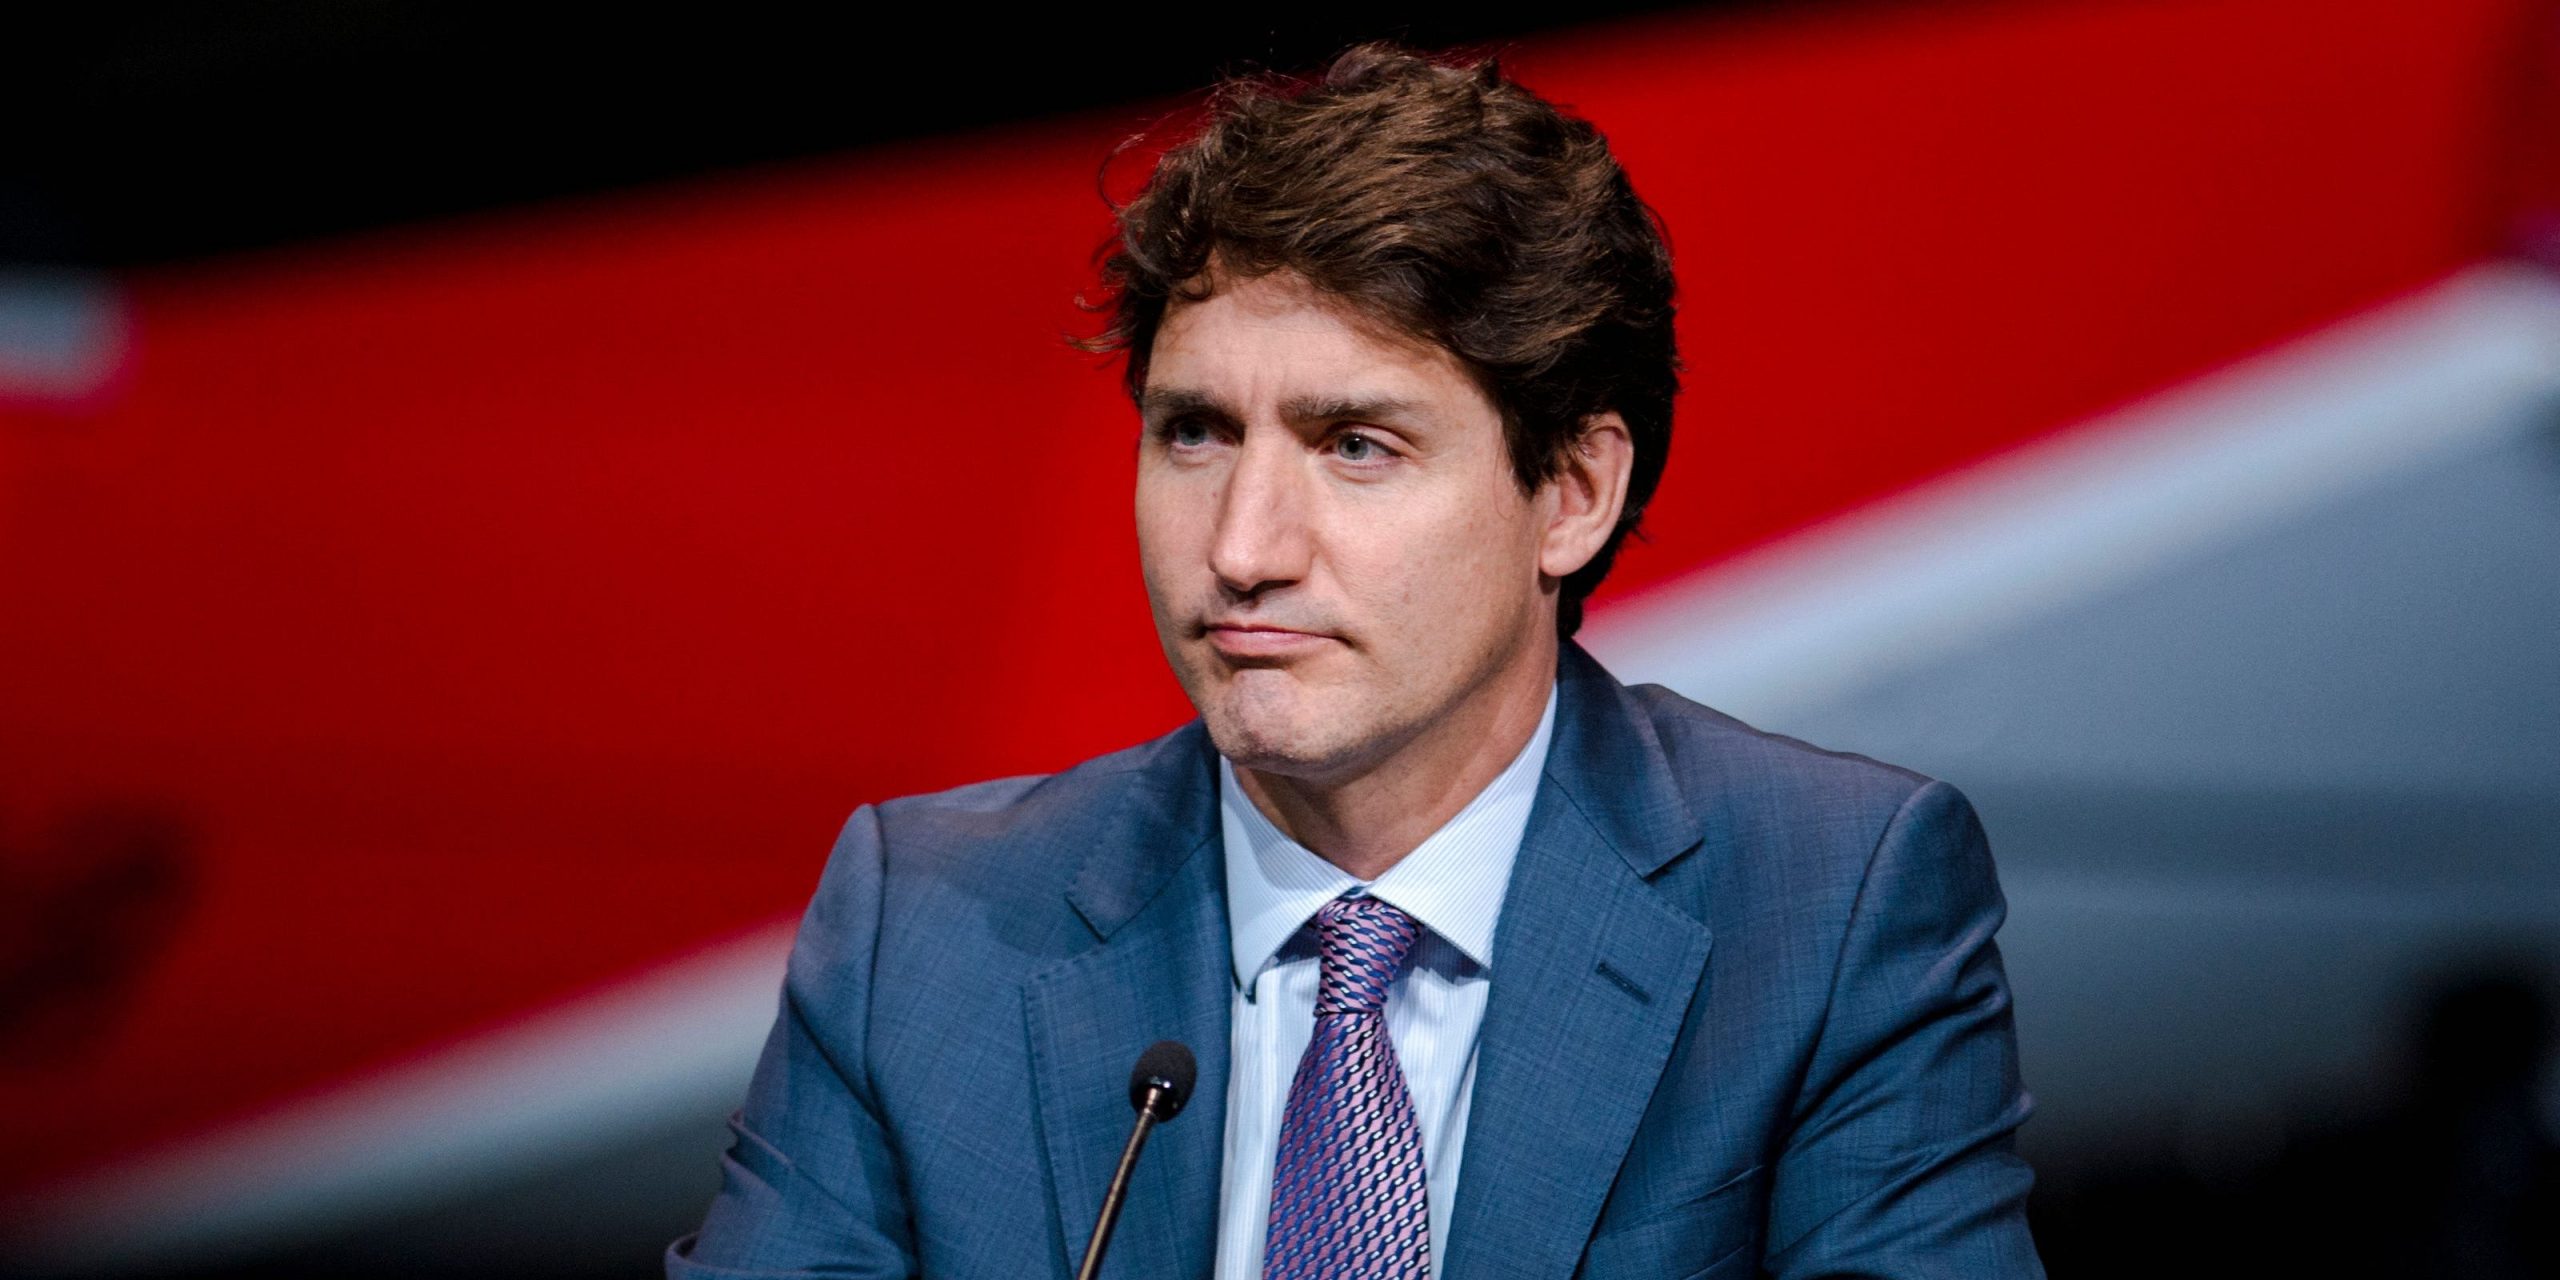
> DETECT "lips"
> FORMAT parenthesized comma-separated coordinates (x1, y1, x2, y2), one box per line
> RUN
(1200, 621, 1336, 660)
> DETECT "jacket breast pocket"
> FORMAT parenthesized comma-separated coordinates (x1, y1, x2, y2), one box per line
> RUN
(1576, 1162, 1764, 1280)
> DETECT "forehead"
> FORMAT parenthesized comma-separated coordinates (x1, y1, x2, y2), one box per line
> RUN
(1144, 271, 1489, 415)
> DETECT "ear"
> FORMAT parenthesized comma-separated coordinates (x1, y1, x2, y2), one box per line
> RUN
(1539, 411, 1634, 581)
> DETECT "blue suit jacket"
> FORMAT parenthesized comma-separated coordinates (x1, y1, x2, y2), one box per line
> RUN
(669, 644, 2043, 1279)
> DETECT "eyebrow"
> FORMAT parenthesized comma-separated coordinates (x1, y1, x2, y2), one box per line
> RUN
(1138, 387, 1231, 424)
(1281, 394, 1430, 427)
(1138, 387, 1431, 429)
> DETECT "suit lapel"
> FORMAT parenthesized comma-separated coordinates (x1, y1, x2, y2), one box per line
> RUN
(1443, 645, 1716, 1280)
(1023, 724, 1233, 1280)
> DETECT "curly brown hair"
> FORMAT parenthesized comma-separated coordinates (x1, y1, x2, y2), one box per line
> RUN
(1082, 42, 1681, 638)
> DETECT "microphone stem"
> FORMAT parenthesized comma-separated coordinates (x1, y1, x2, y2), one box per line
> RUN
(1076, 1085, 1168, 1280)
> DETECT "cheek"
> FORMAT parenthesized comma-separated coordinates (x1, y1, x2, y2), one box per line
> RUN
(1444, 488, 1540, 580)
(1133, 475, 1200, 582)
(1344, 494, 1536, 630)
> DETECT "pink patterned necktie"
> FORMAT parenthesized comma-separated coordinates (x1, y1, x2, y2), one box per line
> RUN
(1263, 894, 1430, 1280)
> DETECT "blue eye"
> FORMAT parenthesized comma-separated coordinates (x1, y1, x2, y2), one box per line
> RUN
(1165, 420, 1212, 448)
(1335, 432, 1382, 462)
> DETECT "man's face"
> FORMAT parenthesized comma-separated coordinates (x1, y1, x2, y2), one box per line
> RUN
(1135, 269, 1560, 783)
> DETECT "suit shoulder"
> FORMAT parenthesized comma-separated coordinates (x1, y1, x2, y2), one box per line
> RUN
(1604, 681, 1996, 955)
(857, 723, 1197, 875)
(1620, 680, 1950, 835)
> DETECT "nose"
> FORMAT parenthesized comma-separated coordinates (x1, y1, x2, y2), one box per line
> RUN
(1207, 430, 1314, 597)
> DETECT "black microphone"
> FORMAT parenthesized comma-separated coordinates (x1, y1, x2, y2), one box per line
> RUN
(1074, 1040, 1197, 1280)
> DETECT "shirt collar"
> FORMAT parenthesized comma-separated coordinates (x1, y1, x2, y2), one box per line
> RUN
(1221, 682, 1558, 990)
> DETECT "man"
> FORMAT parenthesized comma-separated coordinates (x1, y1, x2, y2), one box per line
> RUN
(669, 44, 2042, 1280)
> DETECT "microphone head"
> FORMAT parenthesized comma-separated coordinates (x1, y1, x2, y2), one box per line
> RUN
(1129, 1040, 1197, 1121)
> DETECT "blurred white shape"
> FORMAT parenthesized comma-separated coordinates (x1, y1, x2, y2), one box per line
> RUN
(1585, 262, 2560, 726)
(0, 271, 129, 402)
(7, 922, 794, 1273)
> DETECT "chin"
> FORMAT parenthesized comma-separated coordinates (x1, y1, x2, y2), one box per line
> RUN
(1202, 689, 1409, 784)
(1203, 709, 1327, 776)
(1199, 690, 1341, 775)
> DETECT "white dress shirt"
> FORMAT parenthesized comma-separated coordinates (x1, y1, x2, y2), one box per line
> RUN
(1213, 685, 1558, 1280)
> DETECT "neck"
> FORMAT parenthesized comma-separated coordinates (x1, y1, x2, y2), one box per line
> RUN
(1234, 640, 1557, 880)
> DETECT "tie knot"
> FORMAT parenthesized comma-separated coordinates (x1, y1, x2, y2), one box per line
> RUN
(1312, 895, 1420, 1014)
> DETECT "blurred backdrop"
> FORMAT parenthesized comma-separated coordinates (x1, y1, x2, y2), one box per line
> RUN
(4, 0, 2557, 1276)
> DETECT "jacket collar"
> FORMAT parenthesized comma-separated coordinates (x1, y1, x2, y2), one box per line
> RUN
(1447, 642, 1718, 1280)
(1024, 719, 1230, 1280)
(1061, 719, 1224, 941)
(1545, 639, 1707, 876)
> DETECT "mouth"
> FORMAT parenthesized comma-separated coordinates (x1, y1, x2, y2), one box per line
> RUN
(1199, 620, 1337, 662)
